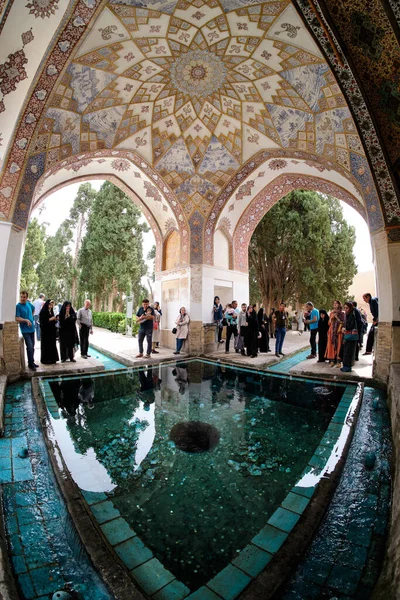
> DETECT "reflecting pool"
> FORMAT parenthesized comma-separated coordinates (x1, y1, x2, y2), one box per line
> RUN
(43, 360, 354, 593)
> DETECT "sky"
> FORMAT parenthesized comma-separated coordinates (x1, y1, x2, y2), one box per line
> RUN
(33, 180, 374, 273)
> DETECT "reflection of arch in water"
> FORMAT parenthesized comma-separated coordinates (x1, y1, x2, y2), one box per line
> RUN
(232, 173, 371, 272)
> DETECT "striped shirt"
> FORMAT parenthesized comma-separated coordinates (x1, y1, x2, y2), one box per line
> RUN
(77, 307, 93, 328)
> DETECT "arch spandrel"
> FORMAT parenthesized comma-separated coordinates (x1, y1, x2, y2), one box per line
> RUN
(231, 172, 373, 272)
(30, 151, 190, 269)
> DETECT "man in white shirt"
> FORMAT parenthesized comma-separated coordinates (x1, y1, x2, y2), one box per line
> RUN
(32, 294, 45, 341)
(77, 299, 93, 359)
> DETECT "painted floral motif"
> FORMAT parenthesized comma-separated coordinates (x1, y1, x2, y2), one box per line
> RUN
(169, 50, 227, 98)
(98, 25, 124, 41)
(268, 159, 288, 170)
(25, 0, 59, 19)
(236, 180, 255, 201)
(21, 29, 34, 47)
(111, 159, 130, 172)
(275, 23, 300, 38)
(144, 181, 162, 203)
(0, 50, 28, 96)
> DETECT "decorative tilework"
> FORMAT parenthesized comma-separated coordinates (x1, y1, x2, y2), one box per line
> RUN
(292, 0, 400, 224)
(232, 172, 368, 271)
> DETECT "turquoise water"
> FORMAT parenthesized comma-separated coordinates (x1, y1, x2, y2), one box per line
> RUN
(46, 360, 348, 592)
(2, 382, 111, 600)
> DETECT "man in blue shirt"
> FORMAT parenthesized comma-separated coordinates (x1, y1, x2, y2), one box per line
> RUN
(305, 301, 319, 359)
(15, 291, 37, 370)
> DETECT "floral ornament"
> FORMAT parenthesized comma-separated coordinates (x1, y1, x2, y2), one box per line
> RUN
(236, 180, 254, 201)
(26, 0, 59, 19)
(275, 23, 300, 39)
(268, 159, 288, 170)
(21, 29, 34, 47)
(0, 50, 28, 96)
(170, 50, 227, 98)
(112, 159, 131, 172)
(164, 218, 176, 233)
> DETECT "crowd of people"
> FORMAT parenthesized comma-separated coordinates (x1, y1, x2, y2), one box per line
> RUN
(16, 289, 377, 375)
(16, 292, 94, 370)
(213, 294, 378, 373)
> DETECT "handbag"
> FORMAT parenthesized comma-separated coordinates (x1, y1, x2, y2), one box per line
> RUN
(344, 330, 358, 341)
(154, 321, 159, 330)
(172, 327, 177, 335)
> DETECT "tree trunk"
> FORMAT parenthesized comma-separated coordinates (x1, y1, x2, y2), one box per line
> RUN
(71, 213, 85, 305)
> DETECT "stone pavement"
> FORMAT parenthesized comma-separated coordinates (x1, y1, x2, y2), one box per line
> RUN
(89, 326, 182, 366)
(206, 330, 309, 368)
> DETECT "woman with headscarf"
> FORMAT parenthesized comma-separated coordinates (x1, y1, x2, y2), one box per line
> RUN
(245, 305, 259, 358)
(326, 300, 345, 368)
(59, 301, 79, 362)
(151, 304, 161, 354)
(39, 299, 59, 364)
(341, 302, 358, 373)
(173, 307, 190, 355)
(257, 308, 270, 352)
(213, 296, 224, 344)
(317, 309, 329, 362)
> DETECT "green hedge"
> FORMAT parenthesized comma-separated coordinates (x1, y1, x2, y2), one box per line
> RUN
(92, 312, 139, 336)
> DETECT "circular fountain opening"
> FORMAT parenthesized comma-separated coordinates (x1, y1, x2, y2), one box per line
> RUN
(170, 421, 220, 453)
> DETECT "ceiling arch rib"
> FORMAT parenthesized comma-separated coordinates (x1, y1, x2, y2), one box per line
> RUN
(30, 150, 190, 266)
(32, 171, 166, 272)
(231, 172, 370, 272)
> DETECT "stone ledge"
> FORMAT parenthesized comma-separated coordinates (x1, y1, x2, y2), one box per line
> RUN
(0, 376, 19, 600)
(0, 376, 6, 435)
(373, 364, 400, 600)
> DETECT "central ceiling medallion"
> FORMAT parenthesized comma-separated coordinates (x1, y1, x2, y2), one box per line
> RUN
(170, 50, 227, 98)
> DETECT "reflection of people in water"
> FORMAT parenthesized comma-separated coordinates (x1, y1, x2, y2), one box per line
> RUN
(172, 364, 188, 395)
(139, 368, 155, 409)
(78, 378, 95, 410)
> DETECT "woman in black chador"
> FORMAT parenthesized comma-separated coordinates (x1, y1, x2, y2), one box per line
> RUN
(257, 308, 270, 352)
(245, 305, 259, 358)
(59, 301, 79, 362)
(317, 309, 329, 362)
(39, 299, 59, 364)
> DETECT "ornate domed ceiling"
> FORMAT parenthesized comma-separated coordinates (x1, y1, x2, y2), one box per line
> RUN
(28, 0, 372, 219)
(0, 0, 399, 249)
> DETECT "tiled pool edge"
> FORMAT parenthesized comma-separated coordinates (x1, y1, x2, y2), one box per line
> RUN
(36, 369, 362, 600)
(0, 376, 24, 600)
(31, 377, 146, 600)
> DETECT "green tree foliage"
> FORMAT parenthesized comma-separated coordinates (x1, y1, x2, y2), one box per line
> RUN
(249, 190, 357, 310)
(36, 220, 73, 302)
(20, 218, 46, 297)
(78, 181, 149, 311)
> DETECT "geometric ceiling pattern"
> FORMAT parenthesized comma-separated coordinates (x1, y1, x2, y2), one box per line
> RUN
(31, 0, 370, 222)
(0, 0, 399, 257)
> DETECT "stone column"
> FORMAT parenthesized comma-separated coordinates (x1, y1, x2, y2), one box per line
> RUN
(0, 224, 26, 377)
(371, 230, 400, 384)
(157, 265, 249, 354)
(1, 322, 21, 379)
